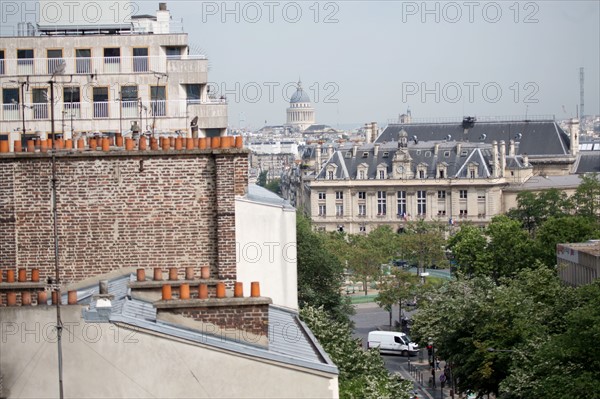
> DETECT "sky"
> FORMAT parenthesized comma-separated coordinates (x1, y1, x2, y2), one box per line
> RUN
(2, 0, 599, 130)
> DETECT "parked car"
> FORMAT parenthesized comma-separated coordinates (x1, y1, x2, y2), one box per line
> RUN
(367, 331, 419, 356)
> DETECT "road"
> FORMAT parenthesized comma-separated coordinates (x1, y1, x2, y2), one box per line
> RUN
(351, 302, 455, 399)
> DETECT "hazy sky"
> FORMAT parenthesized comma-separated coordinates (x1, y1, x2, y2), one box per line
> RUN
(3, 1, 599, 129)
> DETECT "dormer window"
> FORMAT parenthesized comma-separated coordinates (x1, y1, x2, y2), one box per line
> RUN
(383, 152, 389, 158)
(377, 164, 387, 180)
(439, 169, 445, 179)
(359, 170, 365, 179)
(419, 170, 425, 179)
(379, 170, 385, 179)
(362, 152, 369, 158)
(328, 171, 334, 179)
(416, 163, 427, 179)
(345, 152, 352, 158)
(444, 151, 450, 157)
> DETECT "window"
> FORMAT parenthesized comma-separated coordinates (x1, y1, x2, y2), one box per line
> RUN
(104, 48, 120, 62)
(359, 225, 366, 233)
(377, 191, 387, 215)
(63, 86, 81, 118)
(438, 190, 446, 199)
(359, 170, 365, 179)
(2, 88, 19, 120)
(460, 190, 468, 199)
(76, 49, 91, 74)
(17, 49, 33, 65)
(47, 49, 63, 74)
(328, 171, 334, 180)
(0, 50, 5, 75)
(345, 152, 351, 158)
(93, 87, 109, 118)
(166, 46, 183, 60)
(336, 204, 344, 216)
(417, 190, 427, 215)
(358, 191, 366, 200)
(121, 85, 138, 118)
(318, 192, 326, 200)
(362, 152, 369, 158)
(150, 85, 166, 116)
(132, 48, 149, 72)
(439, 169, 445, 178)
(104, 48, 120, 72)
(32, 88, 48, 119)
(459, 209, 468, 217)
(17, 49, 33, 73)
(437, 190, 446, 216)
(318, 205, 326, 216)
(335, 191, 343, 200)
(397, 191, 406, 216)
(358, 204, 366, 216)
(438, 210, 446, 216)
(383, 152, 389, 158)
(419, 170, 425, 179)
(444, 151, 450, 157)
(186, 84, 201, 104)
(478, 191, 486, 216)
(379, 170, 385, 179)
(470, 169, 476, 179)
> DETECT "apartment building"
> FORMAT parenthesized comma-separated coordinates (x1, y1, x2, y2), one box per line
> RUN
(0, 2, 227, 147)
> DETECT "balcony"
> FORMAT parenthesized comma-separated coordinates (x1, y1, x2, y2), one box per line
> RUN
(0, 54, 206, 76)
(93, 102, 109, 119)
(2, 103, 19, 120)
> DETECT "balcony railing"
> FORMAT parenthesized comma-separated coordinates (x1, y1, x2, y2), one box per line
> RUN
(93, 102, 109, 119)
(0, 98, 227, 122)
(0, 54, 207, 76)
(2, 103, 19, 120)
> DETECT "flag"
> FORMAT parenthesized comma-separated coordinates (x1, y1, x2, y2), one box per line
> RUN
(449, 218, 454, 225)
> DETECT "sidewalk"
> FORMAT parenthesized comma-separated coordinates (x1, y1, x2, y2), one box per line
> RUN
(398, 351, 456, 399)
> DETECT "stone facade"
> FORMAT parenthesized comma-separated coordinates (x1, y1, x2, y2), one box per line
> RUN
(0, 149, 249, 301)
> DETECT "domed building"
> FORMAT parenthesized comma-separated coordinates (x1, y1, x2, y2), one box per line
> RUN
(286, 80, 315, 132)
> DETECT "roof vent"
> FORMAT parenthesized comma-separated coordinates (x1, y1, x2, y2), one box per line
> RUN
(413, 135, 418, 144)
(462, 116, 476, 129)
(479, 133, 487, 141)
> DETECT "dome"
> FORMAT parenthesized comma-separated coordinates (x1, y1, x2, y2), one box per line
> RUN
(290, 80, 311, 104)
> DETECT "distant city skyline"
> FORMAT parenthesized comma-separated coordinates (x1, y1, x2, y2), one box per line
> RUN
(2, 0, 599, 129)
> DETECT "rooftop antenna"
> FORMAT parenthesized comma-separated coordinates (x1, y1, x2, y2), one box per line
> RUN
(49, 60, 66, 399)
(579, 67, 584, 132)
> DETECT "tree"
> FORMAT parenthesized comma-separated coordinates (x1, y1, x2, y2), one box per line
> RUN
(502, 281, 600, 399)
(375, 268, 419, 326)
(300, 306, 413, 399)
(256, 170, 268, 187)
(534, 215, 600, 267)
(399, 220, 448, 275)
(571, 173, 600, 220)
(411, 268, 571, 398)
(446, 223, 488, 277)
(264, 178, 281, 195)
(296, 214, 352, 322)
(483, 216, 537, 281)
(507, 189, 570, 236)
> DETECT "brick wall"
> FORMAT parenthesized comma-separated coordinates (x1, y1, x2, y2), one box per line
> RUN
(163, 303, 269, 338)
(0, 150, 249, 293)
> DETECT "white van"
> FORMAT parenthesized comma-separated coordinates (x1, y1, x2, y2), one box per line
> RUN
(367, 331, 419, 356)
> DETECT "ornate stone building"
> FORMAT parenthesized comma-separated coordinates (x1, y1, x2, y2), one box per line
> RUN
(285, 80, 315, 132)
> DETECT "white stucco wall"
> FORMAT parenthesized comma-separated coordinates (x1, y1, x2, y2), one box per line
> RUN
(0, 306, 336, 398)
(235, 192, 298, 310)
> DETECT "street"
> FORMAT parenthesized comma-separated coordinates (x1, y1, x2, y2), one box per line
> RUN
(351, 301, 455, 399)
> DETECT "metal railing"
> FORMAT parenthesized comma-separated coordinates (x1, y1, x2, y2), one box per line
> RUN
(0, 98, 227, 121)
(387, 115, 556, 125)
(1, 54, 207, 76)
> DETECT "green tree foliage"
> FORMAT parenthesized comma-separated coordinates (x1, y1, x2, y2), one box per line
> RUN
(446, 223, 488, 277)
(411, 268, 571, 398)
(296, 214, 352, 322)
(572, 173, 600, 220)
(502, 281, 600, 399)
(483, 216, 537, 280)
(534, 216, 600, 267)
(506, 189, 570, 236)
(399, 220, 448, 274)
(300, 306, 413, 399)
(256, 170, 268, 187)
(264, 178, 281, 195)
(375, 268, 419, 324)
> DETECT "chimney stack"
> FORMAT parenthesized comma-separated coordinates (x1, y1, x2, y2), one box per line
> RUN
(364, 123, 372, 143)
(327, 144, 334, 158)
(434, 143, 439, 156)
(374, 143, 380, 158)
(315, 144, 322, 172)
(522, 153, 529, 167)
(509, 139, 515, 157)
(491, 141, 499, 178)
(456, 143, 462, 156)
(352, 143, 358, 157)
(499, 140, 506, 177)
(371, 122, 378, 142)
(570, 118, 580, 156)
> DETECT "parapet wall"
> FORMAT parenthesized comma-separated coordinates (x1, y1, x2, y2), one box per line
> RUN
(0, 145, 249, 297)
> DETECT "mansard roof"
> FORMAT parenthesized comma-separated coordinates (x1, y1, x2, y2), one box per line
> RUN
(376, 120, 571, 156)
(315, 141, 526, 180)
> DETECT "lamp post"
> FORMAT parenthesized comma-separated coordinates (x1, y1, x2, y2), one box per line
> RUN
(428, 339, 436, 389)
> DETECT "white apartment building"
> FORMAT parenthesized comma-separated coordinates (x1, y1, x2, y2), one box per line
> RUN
(0, 2, 227, 145)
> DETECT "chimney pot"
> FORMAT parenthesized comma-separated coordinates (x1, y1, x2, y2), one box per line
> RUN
(234, 282, 244, 298)
(31, 268, 40, 282)
(180, 283, 190, 299)
(38, 291, 48, 305)
(7, 270, 15, 283)
(159, 2, 167, 11)
(21, 291, 32, 306)
(251, 281, 260, 297)
(185, 267, 195, 280)
(153, 267, 163, 281)
(99, 280, 109, 295)
(67, 290, 78, 305)
(18, 268, 27, 282)
(136, 268, 146, 282)
(169, 267, 178, 281)
(216, 282, 226, 298)
(162, 284, 172, 300)
(198, 284, 208, 299)
(7, 292, 17, 306)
